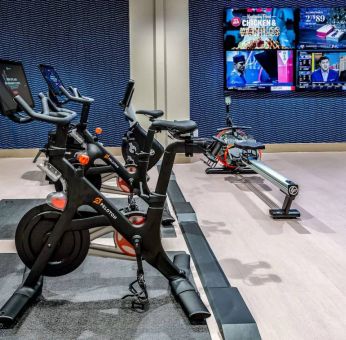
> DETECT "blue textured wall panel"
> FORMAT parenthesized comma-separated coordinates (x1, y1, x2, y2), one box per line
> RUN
(190, 0, 346, 143)
(0, 0, 129, 148)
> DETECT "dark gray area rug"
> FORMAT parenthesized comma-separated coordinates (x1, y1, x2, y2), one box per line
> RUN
(0, 255, 210, 339)
(0, 198, 176, 239)
(0, 199, 207, 339)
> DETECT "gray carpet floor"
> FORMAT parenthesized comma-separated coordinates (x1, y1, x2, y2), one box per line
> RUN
(0, 255, 210, 339)
(0, 199, 208, 339)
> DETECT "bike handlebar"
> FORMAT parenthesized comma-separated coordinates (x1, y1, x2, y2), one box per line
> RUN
(8, 112, 33, 124)
(14, 92, 77, 125)
(59, 85, 94, 104)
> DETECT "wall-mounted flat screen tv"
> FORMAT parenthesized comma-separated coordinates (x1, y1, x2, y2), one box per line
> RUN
(297, 50, 346, 90)
(298, 8, 346, 49)
(225, 50, 295, 91)
(224, 8, 297, 50)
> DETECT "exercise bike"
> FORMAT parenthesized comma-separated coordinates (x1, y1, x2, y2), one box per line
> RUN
(0, 61, 211, 326)
(36, 64, 174, 225)
(36, 65, 163, 191)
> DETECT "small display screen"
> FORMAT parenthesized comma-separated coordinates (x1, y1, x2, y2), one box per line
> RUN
(224, 8, 297, 50)
(298, 8, 346, 49)
(226, 50, 295, 91)
(39, 64, 65, 96)
(121, 80, 135, 108)
(0, 60, 34, 116)
(297, 50, 346, 90)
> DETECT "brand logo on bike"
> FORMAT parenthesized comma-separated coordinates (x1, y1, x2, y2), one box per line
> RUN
(93, 197, 117, 220)
(103, 153, 119, 168)
(93, 197, 103, 205)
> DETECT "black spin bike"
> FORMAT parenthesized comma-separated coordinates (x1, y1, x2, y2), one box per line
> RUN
(36, 64, 174, 225)
(0, 60, 211, 326)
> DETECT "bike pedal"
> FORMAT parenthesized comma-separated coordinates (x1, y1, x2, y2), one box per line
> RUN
(131, 298, 149, 312)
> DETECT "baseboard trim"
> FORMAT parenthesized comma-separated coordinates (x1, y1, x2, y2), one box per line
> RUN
(1, 143, 346, 159)
(264, 143, 346, 153)
(0, 147, 122, 158)
(0, 147, 195, 163)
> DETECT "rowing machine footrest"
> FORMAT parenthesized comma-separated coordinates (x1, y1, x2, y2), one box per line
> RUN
(269, 209, 300, 219)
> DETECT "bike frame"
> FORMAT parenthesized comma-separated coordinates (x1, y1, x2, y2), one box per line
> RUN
(49, 92, 162, 198)
(0, 62, 210, 323)
(25, 123, 207, 288)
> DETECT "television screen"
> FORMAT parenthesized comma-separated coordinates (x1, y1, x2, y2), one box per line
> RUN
(298, 8, 346, 49)
(225, 50, 295, 91)
(224, 8, 297, 50)
(39, 64, 65, 96)
(297, 50, 346, 90)
(0, 60, 34, 116)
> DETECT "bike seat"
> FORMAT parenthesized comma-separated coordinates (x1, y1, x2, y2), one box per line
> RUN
(152, 120, 197, 134)
(234, 140, 265, 151)
(136, 110, 164, 119)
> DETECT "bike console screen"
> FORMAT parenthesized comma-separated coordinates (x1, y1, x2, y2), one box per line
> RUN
(0, 60, 34, 116)
(121, 80, 135, 109)
(39, 64, 65, 97)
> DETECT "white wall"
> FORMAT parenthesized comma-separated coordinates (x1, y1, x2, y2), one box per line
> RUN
(129, 0, 190, 145)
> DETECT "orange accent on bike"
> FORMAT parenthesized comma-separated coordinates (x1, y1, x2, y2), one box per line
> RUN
(129, 215, 146, 225)
(93, 197, 103, 205)
(50, 196, 67, 210)
(116, 166, 137, 193)
(115, 233, 136, 256)
(95, 127, 103, 135)
(77, 153, 90, 165)
(117, 177, 131, 193)
(114, 214, 146, 257)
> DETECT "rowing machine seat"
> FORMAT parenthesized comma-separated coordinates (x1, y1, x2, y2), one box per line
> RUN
(234, 140, 265, 151)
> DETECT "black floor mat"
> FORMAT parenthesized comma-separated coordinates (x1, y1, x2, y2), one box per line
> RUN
(0, 198, 176, 239)
(0, 254, 210, 339)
